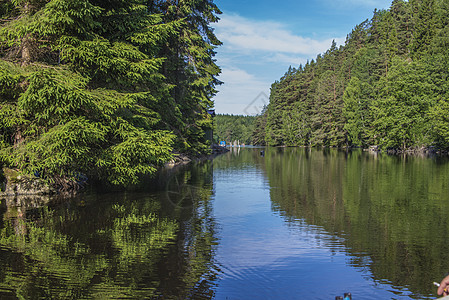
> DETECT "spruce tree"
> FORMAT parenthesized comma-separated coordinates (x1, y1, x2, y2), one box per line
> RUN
(0, 0, 222, 187)
(152, 0, 222, 155)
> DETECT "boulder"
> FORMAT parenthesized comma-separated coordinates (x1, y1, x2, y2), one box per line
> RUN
(0, 168, 56, 197)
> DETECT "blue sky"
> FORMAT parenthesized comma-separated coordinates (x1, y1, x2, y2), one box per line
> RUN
(212, 0, 393, 115)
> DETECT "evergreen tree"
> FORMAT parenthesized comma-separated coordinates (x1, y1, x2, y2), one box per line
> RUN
(252, 106, 268, 146)
(258, 0, 449, 152)
(390, 0, 412, 55)
(343, 77, 365, 146)
(153, 0, 222, 155)
(371, 58, 433, 149)
(0, 0, 222, 187)
(215, 114, 256, 145)
(409, 0, 437, 59)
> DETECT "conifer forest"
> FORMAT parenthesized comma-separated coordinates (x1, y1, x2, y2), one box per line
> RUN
(214, 114, 255, 145)
(254, 0, 449, 151)
(0, 0, 221, 186)
(2, 0, 449, 187)
(2, 1, 449, 298)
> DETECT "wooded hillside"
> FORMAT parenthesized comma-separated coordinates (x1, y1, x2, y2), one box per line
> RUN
(255, 0, 449, 151)
(0, 0, 221, 186)
(215, 114, 255, 145)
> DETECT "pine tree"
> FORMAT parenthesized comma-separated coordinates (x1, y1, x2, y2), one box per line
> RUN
(390, 0, 412, 55)
(252, 106, 268, 146)
(409, 0, 437, 59)
(259, 0, 449, 151)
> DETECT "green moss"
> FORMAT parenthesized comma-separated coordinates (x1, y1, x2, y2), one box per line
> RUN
(2, 168, 20, 183)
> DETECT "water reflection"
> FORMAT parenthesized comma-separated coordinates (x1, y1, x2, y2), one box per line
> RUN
(0, 161, 219, 299)
(1, 149, 449, 299)
(262, 148, 449, 299)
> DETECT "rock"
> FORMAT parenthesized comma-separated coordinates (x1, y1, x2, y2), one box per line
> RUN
(0, 168, 56, 197)
(368, 145, 380, 152)
(164, 153, 192, 168)
(163, 145, 228, 169)
(211, 144, 229, 155)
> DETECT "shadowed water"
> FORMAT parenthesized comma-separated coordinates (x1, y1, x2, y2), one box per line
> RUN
(1, 148, 448, 299)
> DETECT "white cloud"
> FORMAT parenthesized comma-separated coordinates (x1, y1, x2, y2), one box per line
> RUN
(319, 0, 392, 10)
(214, 67, 271, 115)
(264, 53, 309, 66)
(215, 14, 345, 57)
(212, 13, 346, 114)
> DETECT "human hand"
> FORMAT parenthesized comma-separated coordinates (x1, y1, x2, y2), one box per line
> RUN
(437, 275, 449, 296)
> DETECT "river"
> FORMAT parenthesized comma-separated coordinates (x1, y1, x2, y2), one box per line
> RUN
(1, 148, 448, 299)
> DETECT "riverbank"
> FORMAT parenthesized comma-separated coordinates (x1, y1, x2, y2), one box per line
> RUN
(0, 144, 229, 201)
(362, 145, 449, 156)
(258, 144, 448, 156)
(165, 144, 229, 167)
(0, 168, 56, 197)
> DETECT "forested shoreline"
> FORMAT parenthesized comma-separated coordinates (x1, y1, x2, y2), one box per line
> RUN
(254, 0, 449, 152)
(214, 114, 255, 145)
(0, 0, 221, 188)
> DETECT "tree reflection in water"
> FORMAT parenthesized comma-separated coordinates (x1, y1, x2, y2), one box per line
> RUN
(4, 149, 447, 299)
(262, 148, 449, 299)
(0, 161, 220, 299)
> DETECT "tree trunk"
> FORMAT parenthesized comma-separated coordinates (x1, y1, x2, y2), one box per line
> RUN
(21, 34, 34, 66)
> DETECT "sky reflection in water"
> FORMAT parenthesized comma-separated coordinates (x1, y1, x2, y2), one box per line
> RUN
(1, 148, 446, 299)
(211, 148, 436, 300)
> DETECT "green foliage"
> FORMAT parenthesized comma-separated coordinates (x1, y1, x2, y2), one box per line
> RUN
(150, 0, 222, 155)
(258, 0, 449, 151)
(215, 114, 256, 145)
(343, 77, 364, 146)
(18, 69, 94, 125)
(4, 117, 106, 174)
(262, 148, 449, 297)
(103, 129, 175, 185)
(0, 62, 23, 100)
(0, 65, 176, 186)
(372, 58, 434, 149)
(0, 0, 222, 187)
(0, 162, 218, 298)
(0, 198, 178, 299)
(251, 108, 268, 146)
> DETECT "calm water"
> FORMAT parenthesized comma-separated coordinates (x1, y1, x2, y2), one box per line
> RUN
(1, 148, 449, 299)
